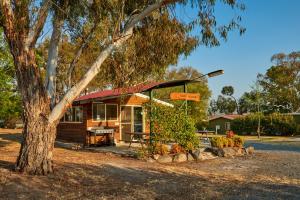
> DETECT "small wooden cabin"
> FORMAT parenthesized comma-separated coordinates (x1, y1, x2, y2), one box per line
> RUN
(208, 114, 242, 134)
(56, 83, 172, 145)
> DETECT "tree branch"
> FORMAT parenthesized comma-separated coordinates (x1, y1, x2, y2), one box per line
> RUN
(26, 0, 51, 48)
(66, 23, 97, 88)
(0, 0, 16, 42)
(45, 15, 64, 108)
(48, 0, 177, 123)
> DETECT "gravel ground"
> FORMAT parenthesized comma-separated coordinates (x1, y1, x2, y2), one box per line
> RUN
(0, 130, 300, 200)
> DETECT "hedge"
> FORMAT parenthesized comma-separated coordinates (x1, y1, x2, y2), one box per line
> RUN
(231, 113, 298, 136)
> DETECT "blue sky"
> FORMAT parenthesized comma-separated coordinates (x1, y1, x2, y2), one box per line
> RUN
(176, 0, 300, 99)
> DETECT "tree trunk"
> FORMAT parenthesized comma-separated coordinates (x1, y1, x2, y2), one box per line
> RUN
(10, 43, 58, 175)
(16, 114, 57, 175)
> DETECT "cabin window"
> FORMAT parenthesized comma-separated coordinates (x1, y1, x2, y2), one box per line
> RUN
(225, 122, 231, 130)
(106, 104, 118, 120)
(61, 106, 83, 122)
(93, 104, 105, 121)
(92, 103, 118, 121)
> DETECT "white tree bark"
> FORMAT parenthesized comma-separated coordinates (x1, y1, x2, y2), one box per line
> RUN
(25, 0, 50, 49)
(45, 16, 63, 108)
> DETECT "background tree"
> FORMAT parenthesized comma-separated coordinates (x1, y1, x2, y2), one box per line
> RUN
(257, 51, 300, 113)
(215, 95, 237, 114)
(155, 66, 211, 129)
(0, 0, 245, 174)
(221, 85, 239, 113)
(209, 85, 238, 114)
(246, 82, 264, 138)
(0, 28, 21, 127)
(208, 99, 218, 115)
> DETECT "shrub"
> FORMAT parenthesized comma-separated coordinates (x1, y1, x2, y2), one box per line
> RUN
(227, 138, 234, 147)
(226, 130, 235, 138)
(222, 137, 228, 147)
(231, 113, 297, 136)
(211, 136, 243, 148)
(170, 143, 184, 154)
(153, 143, 169, 155)
(135, 149, 147, 159)
(211, 137, 224, 148)
(233, 136, 244, 147)
(144, 102, 199, 152)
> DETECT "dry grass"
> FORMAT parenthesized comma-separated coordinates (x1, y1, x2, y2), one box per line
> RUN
(0, 130, 300, 200)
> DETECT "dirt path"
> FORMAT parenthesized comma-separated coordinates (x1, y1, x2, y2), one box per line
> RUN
(1, 131, 300, 199)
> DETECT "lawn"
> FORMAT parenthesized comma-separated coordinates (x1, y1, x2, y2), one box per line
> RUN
(0, 129, 300, 199)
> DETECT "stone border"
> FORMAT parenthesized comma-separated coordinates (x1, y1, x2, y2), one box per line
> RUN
(148, 146, 255, 163)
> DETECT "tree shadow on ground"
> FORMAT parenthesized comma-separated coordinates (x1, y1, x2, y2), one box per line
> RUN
(1, 160, 299, 200)
(0, 133, 22, 144)
(0, 160, 14, 170)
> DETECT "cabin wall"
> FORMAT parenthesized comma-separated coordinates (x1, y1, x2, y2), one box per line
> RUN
(56, 95, 151, 144)
(56, 105, 87, 143)
(208, 118, 232, 135)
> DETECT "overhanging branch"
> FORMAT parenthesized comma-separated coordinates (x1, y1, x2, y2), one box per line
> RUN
(48, 0, 178, 123)
(66, 23, 98, 88)
(26, 0, 51, 48)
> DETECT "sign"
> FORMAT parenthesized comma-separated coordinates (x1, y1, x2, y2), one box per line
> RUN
(170, 92, 200, 102)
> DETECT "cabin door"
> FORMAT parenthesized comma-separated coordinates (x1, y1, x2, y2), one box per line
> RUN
(120, 106, 143, 142)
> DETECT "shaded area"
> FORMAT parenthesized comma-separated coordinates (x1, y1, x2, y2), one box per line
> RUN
(245, 141, 300, 152)
(1, 130, 300, 199)
(0, 133, 22, 144)
(1, 161, 299, 200)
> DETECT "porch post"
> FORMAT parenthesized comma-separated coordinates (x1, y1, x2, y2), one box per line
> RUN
(149, 89, 153, 145)
(183, 83, 188, 115)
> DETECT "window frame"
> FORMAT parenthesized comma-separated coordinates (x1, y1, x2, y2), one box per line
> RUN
(225, 122, 231, 130)
(92, 103, 119, 122)
(92, 103, 106, 121)
(60, 106, 83, 123)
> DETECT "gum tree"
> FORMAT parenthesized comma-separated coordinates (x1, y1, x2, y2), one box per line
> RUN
(0, 0, 245, 174)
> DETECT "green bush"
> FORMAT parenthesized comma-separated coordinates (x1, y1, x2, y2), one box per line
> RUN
(144, 102, 199, 152)
(211, 136, 244, 148)
(211, 137, 224, 148)
(227, 138, 234, 147)
(233, 136, 244, 147)
(231, 113, 297, 136)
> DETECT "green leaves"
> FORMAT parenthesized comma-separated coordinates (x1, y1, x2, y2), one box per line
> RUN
(0, 28, 22, 125)
(257, 51, 300, 113)
(144, 102, 199, 151)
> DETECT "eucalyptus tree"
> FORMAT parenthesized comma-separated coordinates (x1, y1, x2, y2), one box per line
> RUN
(258, 51, 300, 113)
(221, 85, 239, 113)
(0, 0, 245, 174)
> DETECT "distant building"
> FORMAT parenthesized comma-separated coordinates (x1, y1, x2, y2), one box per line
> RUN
(207, 114, 243, 134)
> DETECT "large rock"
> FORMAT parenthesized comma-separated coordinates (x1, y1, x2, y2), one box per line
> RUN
(205, 147, 225, 157)
(245, 146, 255, 155)
(233, 147, 244, 156)
(147, 157, 155, 163)
(187, 153, 195, 161)
(153, 154, 160, 160)
(223, 147, 237, 157)
(199, 152, 217, 160)
(188, 148, 206, 161)
(173, 153, 187, 162)
(157, 155, 173, 163)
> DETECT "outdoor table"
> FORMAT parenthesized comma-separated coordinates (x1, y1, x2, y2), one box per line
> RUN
(87, 128, 115, 146)
(125, 132, 149, 149)
(196, 130, 215, 145)
(196, 130, 215, 138)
